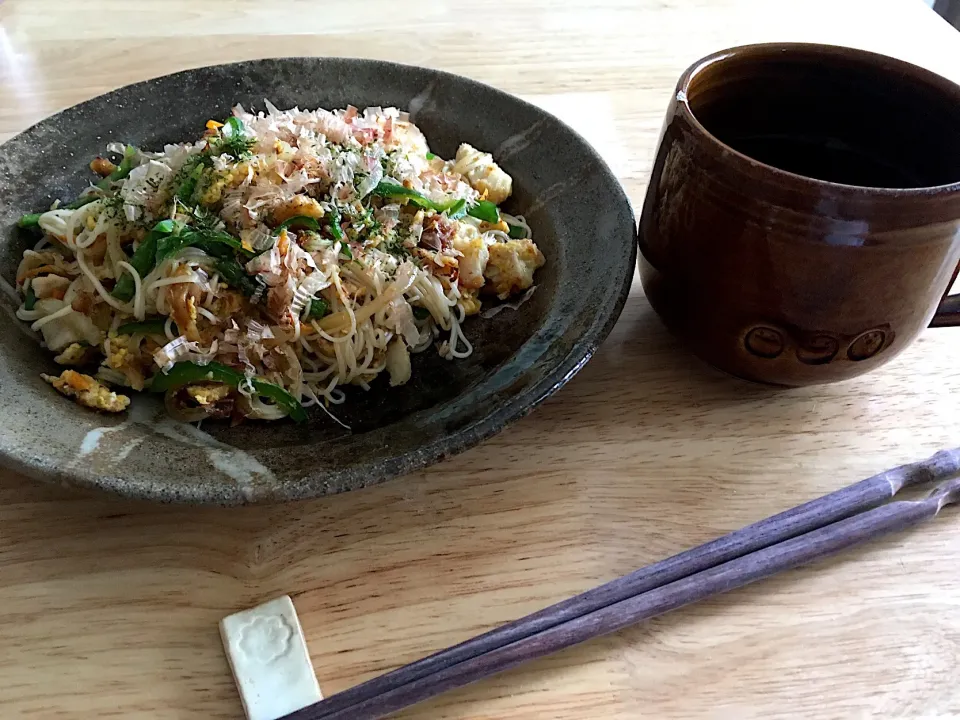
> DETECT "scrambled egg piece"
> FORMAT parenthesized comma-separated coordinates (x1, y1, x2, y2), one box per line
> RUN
(454, 143, 513, 204)
(42, 370, 130, 413)
(459, 289, 482, 316)
(197, 170, 231, 206)
(274, 139, 296, 162)
(106, 334, 147, 390)
(186, 384, 231, 406)
(106, 335, 130, 370)
(54, 343, 93, 366)
(451, 224, 488, 290)
(484, 239, 546, 299)
(272, 195, 325, 225)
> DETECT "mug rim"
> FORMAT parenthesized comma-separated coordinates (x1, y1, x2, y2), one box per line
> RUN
(676, 42, 960, 196)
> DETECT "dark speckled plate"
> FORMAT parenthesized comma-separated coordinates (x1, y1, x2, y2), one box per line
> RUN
(0, 58, 635, 504)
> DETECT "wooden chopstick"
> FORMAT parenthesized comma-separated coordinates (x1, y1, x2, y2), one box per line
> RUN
(284, 450, 960, 720)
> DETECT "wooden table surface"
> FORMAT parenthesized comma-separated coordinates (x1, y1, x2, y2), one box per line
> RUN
(3, 1, 960, 717)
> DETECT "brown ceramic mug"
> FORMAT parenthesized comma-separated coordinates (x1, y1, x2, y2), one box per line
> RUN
(638, 43, 960, 386)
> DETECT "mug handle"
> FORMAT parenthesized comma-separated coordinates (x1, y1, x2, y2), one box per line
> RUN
(930, 261, 960, 328)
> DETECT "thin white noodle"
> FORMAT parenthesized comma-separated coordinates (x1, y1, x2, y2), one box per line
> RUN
(63, 277, 82, 305)
(196, 306, 219, 323)
(116, 260, 145, 320)
(499, 211, 531, 237)
(31, 303, 75, 331)
(204, 273, 220, 309)
(76, 248, 131, 312)
(16, 308, 42, 321)
(446, 311, 473, 359)
(164, 316, 176, 340)
(315, 396, 351, 428)
(147, 274, 204, 291)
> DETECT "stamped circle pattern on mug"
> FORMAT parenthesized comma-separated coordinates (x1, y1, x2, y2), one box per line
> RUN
(743, 326, 785, 359)
(742, 324, 892, 364)
(847, 329, 887, 361)
(795, 334, 840, 365)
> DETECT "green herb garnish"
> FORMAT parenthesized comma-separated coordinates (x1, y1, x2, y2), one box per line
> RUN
(213, 116, 255, 160)
(174, 163, 205, 205)
(507, 223, 527, 239)
(24, 284, 37, 310)
(306, 297, 329, 319)
(327, 205, 344, 241)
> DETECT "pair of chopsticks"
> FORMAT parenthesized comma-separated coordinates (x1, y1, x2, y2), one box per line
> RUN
(284, 449, 960, 720)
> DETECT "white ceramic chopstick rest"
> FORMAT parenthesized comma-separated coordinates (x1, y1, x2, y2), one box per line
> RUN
(220, 595, 323, 720)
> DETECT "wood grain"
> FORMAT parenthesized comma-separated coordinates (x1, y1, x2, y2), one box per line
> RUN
(1, 1, 960, 717)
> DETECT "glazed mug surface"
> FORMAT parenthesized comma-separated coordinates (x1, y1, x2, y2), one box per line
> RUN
(638, 43, 960, 386)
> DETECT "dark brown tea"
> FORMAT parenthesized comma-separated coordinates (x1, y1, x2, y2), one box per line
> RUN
(687, 55, 960, 189)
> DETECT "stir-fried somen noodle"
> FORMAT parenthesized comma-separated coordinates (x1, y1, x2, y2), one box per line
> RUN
(13, 103, 545, 424)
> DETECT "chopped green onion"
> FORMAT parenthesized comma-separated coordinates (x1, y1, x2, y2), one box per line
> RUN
(507, 223, 527, 239)
(340, 243, 353, 260)
(17, 213, 41, 229)
(370, 181, 437, 211)
(97, 145, 139, 190)
(444, 198, 468, 220)
(112, 219, 179, 302)
(425, 152, 437, 160)
(372, 181, 501, 224)
(215, 257, 260, 297)
(150, 360, 307, 423)
(224, 116, 244, 138)
(275, 216, 321, 234)
(327, 205, 344, 241)
(24, 284, 37, 311)
(65, 194, 102, 210)
(19, 194, 102, 229)
(155, 226, 244, 266)
(467, 200, 500, 223)
(306, 297, 329, 319)
(117, 318, 169, 335)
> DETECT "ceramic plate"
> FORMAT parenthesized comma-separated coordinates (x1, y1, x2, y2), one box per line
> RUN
(0, 58, 635, 504)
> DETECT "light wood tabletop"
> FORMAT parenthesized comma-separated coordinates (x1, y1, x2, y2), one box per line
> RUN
(3, 0, 960, 717)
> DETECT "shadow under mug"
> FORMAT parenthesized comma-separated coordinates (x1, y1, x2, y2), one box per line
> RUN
(638, 43, 960, 386)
